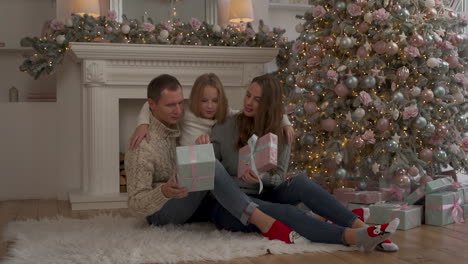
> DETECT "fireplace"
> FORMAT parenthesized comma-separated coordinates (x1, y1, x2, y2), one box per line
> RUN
(65, 42, 278, 210)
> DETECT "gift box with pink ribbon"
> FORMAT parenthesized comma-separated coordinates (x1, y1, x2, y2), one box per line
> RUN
(176, 144, 215, 192)
(425, 177, 454, 193)
(405, 185, 426, 205)
(238, 133, 278, 193)
(448, 182, 468, 204)
(342, 191, 383, 204)
(379, 184, 406, 202)
(367, 203, 422, 230)
(333, 188, 355, 204)
(425, 191, 465, 226)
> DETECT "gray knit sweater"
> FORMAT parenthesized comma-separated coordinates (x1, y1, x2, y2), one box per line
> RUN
(211, 115, 291, 194)
(125, 114, 180, 218)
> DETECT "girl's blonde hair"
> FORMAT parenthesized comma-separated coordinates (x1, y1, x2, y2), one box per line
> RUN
(189, 73, 229, 123)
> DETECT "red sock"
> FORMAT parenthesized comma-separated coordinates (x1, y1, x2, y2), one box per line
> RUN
(262, 220, 294, 244)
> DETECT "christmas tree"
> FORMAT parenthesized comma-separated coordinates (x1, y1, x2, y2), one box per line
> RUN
(276, 0, 468, 192)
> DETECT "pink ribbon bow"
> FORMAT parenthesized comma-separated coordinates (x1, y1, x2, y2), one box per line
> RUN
(451, 196, 465, 224)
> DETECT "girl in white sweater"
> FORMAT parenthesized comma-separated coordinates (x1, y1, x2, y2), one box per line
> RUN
(130, 73, 294, 148)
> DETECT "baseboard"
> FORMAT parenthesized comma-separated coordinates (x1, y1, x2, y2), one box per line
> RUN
(69, 191, 128, 210)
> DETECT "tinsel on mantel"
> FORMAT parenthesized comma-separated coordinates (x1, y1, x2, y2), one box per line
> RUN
(275, 0, 468, 191)
(19, 11, 286, 79)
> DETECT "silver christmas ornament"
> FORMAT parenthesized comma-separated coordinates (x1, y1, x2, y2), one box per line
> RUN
(340, 37, 354, 49)
(352, 108, 366, 121)
(361, 76, 376, 89)
(392, 92, 405, 102)
(426, 123, 436, 133)
(295, 105, 305, 117)
(344, 76, 358, 89)
(302, 134, 316, 146)
(335, 168, 347, 180)
(312, 83, 324, 93)
(335, 1, 346, 11)
(434, 150, 448, 162)
(357, 181, 368, 191)
(386, 140, 399, 153)
(398, 8, 410, 20)
(413, 116, 428, 129)
(433, 86, 446, 98)
(286, 75, 295, 86)
(438, 61, 449, 73)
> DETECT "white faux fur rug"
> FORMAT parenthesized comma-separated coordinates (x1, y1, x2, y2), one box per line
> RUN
(2, 215, 354, 264)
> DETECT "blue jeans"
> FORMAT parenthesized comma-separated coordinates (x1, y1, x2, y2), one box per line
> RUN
(211, 174, 358, 245)
(147, 160, 258, 226)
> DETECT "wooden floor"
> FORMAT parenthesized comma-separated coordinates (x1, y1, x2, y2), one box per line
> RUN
(1, 200, 467, 264)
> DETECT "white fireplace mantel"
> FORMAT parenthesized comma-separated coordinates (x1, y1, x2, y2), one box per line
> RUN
(66, 42, 278, 210)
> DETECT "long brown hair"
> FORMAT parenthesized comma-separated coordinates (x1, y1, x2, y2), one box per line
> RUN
(237, 74, 284, 148)
(189, 73, 229, 123)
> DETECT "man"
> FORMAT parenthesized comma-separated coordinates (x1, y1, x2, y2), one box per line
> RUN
(125, 74, 298, 243)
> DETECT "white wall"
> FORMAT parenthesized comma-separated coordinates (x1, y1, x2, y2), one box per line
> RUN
(0, 103, 59, 200)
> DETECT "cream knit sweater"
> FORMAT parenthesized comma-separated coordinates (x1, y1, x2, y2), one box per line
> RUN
(125, 114, 180, 218)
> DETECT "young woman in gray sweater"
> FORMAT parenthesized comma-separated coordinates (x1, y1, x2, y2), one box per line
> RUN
(207, 74, 400, 252)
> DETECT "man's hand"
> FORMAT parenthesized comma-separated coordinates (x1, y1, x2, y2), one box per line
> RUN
(283, 125, 295, 144)
(195, 134, 210, 145)
(161, 175, 188, 199)
(240, 168, 261, 184)
(130, 124, 150, 149)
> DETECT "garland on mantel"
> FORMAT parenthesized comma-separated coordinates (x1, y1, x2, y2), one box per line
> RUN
(20, 11, 286, 79)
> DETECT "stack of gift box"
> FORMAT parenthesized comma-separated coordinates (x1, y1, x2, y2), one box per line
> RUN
(333, 177, 468, 230)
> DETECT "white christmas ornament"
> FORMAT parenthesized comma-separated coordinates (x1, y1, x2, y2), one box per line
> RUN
(65, 17, 74, 27)
(213, 24, 222, 33)
(295, 23, 304, 33)
(337, 65, 347, 72)
(121, 24, 131, 34)
(353, 107, 365, 119)
(424, 0, 435, 8)
(159, 29, 169, 38)
(335, 153, 343, 164)
(427, 58, 441, 68)
(56, 35, 66, 45)
(364, 13, 373, 23)
(372, 163, 380, 174)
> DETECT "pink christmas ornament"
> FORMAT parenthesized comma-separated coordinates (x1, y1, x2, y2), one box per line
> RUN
(393, 174, 411, 189)
(304, 102, 318, 114)
(446, 55, 460, 68)
(373, 40, 387, 54)
(421, 89, 434, 101)
(358, 22, 369, 33)
(309, 44, 322, 56)
(322, 36, 335, 48)
(425, 8, 437, 19)
(296, 75, 306, 88)
(451, 34, 463, 46)
(419, 175, 433, 185)
(419, 149, 433, 162)
(436, 124, 449, 137)
(408, 166, 419, 176)
(321, 118, 337, 132)
(409, 33, 425, 48)
(376, 118, 390, 132)
(386, 41, 399, 55)
(396, 66, 410, 80)
(353, 136, 365, 149)
(335, 83, 350, 97)
(357, 46, 369, 57)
